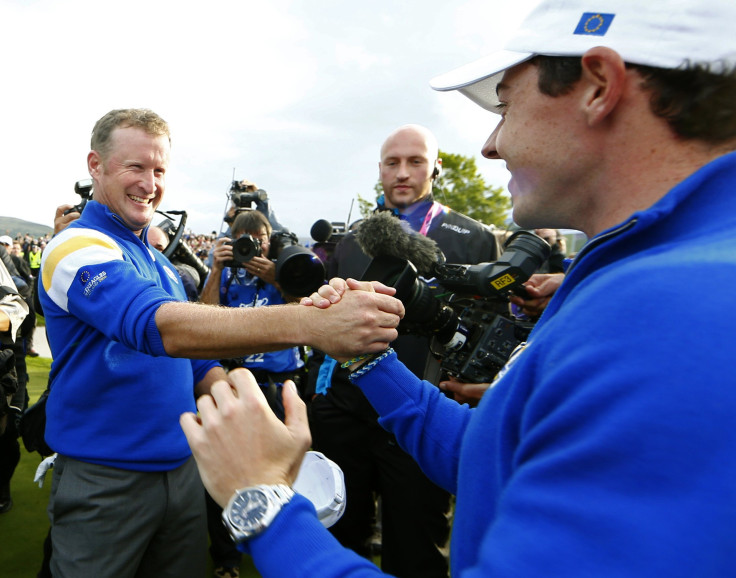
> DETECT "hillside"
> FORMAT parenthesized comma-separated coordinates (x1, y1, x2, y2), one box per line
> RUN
(0, 215, 53, 238)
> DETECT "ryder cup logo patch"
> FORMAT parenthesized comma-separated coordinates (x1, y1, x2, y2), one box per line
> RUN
(82, 271, 108, 297)
(574, 12, 615, 36)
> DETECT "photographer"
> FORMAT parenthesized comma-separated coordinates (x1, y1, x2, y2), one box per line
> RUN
(200, 209, 304, 416)
(200, 209, 305, 576)
(0, 256, 29, 514)
(207, 179, 288, 271)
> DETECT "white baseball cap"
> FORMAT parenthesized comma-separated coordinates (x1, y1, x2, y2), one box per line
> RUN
(0, 235, 12, 246)
(430, 0, 736, 112)
(292, 450, 346, 528)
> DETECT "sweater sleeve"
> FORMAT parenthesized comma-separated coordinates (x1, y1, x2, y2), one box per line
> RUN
(241, 494, 389, 577)
(41, 227, 176, 356)
(351, 351, 472, 493)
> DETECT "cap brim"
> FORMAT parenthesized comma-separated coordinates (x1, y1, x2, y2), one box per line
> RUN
(430, 49, 534, 112)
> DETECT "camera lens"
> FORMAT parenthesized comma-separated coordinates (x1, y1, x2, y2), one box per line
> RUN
(276, 245, 325, 296)
(231, 235, 262, 263)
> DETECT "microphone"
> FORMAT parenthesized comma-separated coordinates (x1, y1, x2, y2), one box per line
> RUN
(310, 219, 335, 243)
(355, 211, 443, 277)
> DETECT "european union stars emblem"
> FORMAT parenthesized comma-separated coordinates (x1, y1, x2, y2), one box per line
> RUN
(574, 12, 615, 36)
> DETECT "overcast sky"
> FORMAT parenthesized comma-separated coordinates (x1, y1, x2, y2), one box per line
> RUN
(1, 0, 538, 238)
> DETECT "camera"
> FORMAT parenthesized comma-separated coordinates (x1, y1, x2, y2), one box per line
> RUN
(309, 219, 349, 272)
(223, 230, 325, 297)
(224, 234, 262, 268)
(156, 212, 210, 292)
(63, 178, 94, 216)
(229, 181, 268, 209)
(269, 230, 326, 297)
(361, 230, 550, 383)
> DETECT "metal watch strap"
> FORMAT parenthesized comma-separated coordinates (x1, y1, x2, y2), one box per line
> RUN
(269, 484, 295, 504)
(223, 484, 295, 543)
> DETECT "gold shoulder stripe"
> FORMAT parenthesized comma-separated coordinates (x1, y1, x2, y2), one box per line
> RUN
(42, 235, 122, 291)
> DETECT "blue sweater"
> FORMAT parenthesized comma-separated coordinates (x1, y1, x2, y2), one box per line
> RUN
(243, 152, 736, 576)
(39, 201, 219, 471)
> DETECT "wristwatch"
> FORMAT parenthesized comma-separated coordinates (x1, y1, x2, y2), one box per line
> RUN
(222, 484, 295, 542)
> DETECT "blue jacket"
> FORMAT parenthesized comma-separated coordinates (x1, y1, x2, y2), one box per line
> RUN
(242, 152, 736, 576)
(39, 201, 219, 471)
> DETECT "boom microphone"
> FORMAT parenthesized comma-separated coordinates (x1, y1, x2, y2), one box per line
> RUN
(355, 211, 443, 277)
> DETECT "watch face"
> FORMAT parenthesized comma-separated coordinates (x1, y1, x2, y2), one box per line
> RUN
(230, 488, 269, 532)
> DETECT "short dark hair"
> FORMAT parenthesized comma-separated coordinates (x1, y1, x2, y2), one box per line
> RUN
(533, 55, 736, 143)
(231, 210, 271, 238)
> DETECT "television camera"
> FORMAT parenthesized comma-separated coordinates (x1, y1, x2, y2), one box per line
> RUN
(357, 212, 550, 384)
(156, 210, 210, 292)
(308, 218, 350, 272)
(229, 180, 269, 210)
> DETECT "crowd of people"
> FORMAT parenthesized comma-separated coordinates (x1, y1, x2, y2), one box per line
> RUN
(1, 111, 563, 578)
(1, 231, 217, 273)
(3, 1, 736, 577)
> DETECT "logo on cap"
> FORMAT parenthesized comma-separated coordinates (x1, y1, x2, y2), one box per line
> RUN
(574, 12, 615, 36)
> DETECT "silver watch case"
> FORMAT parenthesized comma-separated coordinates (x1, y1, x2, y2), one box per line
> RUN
(222, 484, 295, 542)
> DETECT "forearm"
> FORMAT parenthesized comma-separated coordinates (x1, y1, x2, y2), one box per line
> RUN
(194, 365, 229, 398)
(199, 267, 223, 305)
(157, 300, 306, 359)
(159, 281, 401, 360)
(0, 310, 9, 333)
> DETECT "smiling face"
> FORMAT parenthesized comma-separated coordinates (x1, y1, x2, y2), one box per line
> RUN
(88, 126, 170, 235)
(379, 126, 439, 209)
(482, 62, 595, 231)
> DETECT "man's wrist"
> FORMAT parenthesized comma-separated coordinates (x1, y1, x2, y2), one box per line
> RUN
(348, 348, 395, 380)
(222, 483, 295, 543)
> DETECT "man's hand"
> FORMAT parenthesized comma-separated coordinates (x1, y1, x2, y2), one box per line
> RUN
(300, 277, 397, 308)
(439, 376, 490, 406)
(299, 278, 403, 361)
(236, 179, 259, 192)
(243, 255, 276, 286)
(210, 237, 234, 272)
(54, 204, 81, 235)
(509, 273, 564, 318)
(180, 369, 311, 508)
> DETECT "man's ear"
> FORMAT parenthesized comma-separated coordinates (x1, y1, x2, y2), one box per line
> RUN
(579, 46, 627, 126)
(88, 150, 102, 178)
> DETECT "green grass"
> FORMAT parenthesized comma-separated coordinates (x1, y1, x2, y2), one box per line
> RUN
(0, 357, 262, 577)
(0, 357, 52, 577)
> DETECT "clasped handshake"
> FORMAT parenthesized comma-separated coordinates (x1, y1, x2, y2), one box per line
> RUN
(300, 277, 404, 364)
(180, 277, 403, 506)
